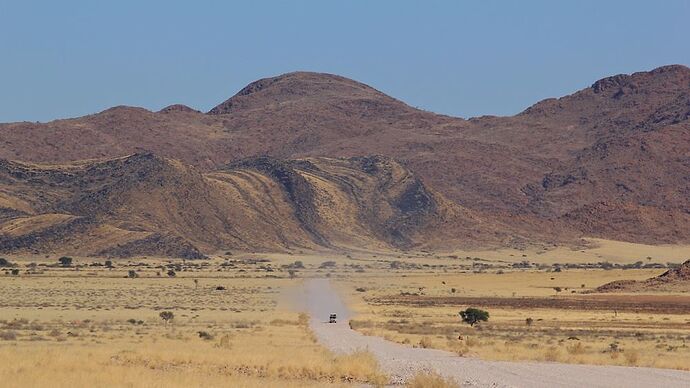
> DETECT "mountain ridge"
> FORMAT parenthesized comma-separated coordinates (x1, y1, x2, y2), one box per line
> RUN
(1, 153, 500, 257)
(0, 64, 688, 255)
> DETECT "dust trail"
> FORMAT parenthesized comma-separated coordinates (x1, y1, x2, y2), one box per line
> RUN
(276, 279, 307, 313)
(303, 278, 351, 322)
(277, 278, 350, 321)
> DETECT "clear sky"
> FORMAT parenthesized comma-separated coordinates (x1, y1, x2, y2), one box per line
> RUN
(1, 0, 689, 122)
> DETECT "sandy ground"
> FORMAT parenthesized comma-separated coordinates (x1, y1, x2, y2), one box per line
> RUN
(302, 278, 690, 387)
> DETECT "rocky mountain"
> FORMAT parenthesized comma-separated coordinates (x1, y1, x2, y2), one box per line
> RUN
(0, 153, 496, 258)
(0, 65, 688, 256)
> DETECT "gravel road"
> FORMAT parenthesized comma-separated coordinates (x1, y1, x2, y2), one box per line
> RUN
(303, 278, 690, 387)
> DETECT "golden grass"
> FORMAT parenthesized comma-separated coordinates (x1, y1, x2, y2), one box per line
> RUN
(338, 269, 690, 370)
(0, 266, 387, 387)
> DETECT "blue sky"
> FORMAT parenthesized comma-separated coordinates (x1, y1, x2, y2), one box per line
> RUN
(1, 0, 688, 122)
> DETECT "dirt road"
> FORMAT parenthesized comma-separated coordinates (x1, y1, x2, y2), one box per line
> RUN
(303, 278, 690, 387)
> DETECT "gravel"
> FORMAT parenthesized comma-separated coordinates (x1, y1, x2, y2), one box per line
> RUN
(303, 278, 690, 387)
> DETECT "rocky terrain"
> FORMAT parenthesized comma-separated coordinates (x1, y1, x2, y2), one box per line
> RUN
(0, 153, 493, 257)
(0, 65, 688, 256)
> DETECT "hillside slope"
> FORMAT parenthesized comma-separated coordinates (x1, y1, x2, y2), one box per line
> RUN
(0, 154, 493, 257)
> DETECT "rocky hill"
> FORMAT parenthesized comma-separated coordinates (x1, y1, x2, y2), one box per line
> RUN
(0, 153, 496, 258)
(0, 65, 688, 254)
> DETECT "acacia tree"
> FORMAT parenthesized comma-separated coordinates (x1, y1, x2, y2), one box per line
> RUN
(459, 308, 489, 326)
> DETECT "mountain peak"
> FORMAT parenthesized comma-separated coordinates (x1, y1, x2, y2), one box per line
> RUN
(158, 104, 201, 114)
(207, 71, 396, 115)
(591, 64, 690, 94)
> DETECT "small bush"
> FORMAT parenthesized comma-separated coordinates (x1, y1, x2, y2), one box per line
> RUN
(355, 287, 366, 292)
(607, 342, 621, 353)
(167, 270, 176, 277)
(459, 308, 489, 326)
(405, 371, 459, 388)
(623, 349, 640, 365)
(0, 331, 17, 341)
(418, 337, 433, 348)
(159, 311, 174, 323)
(127, 270, 138, 278)
(525, 317, 534, 326)
(58, 256, 73, 267)
(198, 331, 214, 340)
(566, 342, 585, 355)
(216, 334, 232, 349)
(543, 346, 560, 361)
(288, 260, 304, 269)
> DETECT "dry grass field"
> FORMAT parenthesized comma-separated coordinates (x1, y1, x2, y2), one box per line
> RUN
(0, 256, 387, 388)
(337, 267, 690, 370)
(247, 245, 690, 371)
(1, 241, 688, 386)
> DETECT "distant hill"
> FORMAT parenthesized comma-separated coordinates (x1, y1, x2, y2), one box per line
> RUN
(0, 65, 688, 256)
(596, 260, 690, 292)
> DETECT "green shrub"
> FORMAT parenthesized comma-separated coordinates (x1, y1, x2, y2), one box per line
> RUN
(459, 308, 489, 326)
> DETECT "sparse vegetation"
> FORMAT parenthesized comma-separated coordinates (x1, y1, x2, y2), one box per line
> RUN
(341, 265, 690, 371)
(0, 331, 17, 341)
(0, 246, 687, 387)
(159, 311, 174, 324)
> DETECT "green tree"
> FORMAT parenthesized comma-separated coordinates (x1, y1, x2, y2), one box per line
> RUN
(459, 308, 489, 326)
